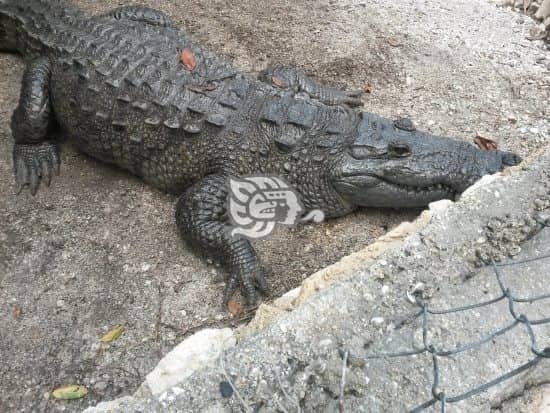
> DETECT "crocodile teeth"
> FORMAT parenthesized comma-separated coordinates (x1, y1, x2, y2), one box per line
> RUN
(398, 183, 453, 193)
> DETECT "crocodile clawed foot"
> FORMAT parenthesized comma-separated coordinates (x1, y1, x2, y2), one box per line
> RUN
(13, 142, 60, 195)
(223, 266, 269, 308)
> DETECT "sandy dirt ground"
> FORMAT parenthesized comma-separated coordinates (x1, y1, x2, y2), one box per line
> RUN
(0, 0, 548, 412)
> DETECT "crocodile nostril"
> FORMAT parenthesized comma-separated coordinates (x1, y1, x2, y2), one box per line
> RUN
(388, 143, 411, 158)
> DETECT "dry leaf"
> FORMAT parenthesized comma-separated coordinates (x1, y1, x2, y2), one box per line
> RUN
(52, 385, 88, 400)
(12, 305, 23, 319)
(363, 83, 373, 93)
(180, 48, 198, 71)
(271, 75, 287, 88)
(387, 37, 401, 47)
(227, 299, 242, 317)
(100, 325, 124, 343)
(474, 135, 498, 151)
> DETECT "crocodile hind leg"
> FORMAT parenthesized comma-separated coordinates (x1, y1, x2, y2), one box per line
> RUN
(259, 66, 363, 107)
(175, 175, 269, 306)
(99, 6, 174, 28)
(11, 58, 60, 195)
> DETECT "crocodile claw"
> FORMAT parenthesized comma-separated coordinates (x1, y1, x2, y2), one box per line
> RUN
(13, 142, 60, 195)
(223, 266, 269, 307)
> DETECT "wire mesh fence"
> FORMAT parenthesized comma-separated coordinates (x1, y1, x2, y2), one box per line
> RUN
(343, 220, 550, 412)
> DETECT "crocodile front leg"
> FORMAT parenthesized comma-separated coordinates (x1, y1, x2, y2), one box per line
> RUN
(259, 66, 363, 107)
(11, 58, 60, 195)
(176, 175, 269, 306)
(99, 6, 174, 28)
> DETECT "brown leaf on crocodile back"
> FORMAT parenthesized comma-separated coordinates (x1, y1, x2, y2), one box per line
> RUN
(181, 48, 198, 71)
(474, 135, 499, 151)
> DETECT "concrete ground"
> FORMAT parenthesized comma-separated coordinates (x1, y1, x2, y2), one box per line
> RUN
(0, 0, 548, 412)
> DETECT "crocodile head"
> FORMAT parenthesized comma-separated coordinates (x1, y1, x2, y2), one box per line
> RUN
(331, 113, 521, 208)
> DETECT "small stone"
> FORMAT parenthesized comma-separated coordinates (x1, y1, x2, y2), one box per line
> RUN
(318, 338, 332, 347)
(311, 359, 327, 373)
(521, 225, 532, 234)
(94, 381, 108, 392)
(371, 317, 384, 325)
(219, 381, 233, 398)
(141, 263, 152, 272)
(56, 299, 65, 308)
(172, 387, 184, 396)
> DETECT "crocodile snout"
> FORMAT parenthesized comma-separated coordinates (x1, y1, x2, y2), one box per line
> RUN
(500, 151, 522, 167)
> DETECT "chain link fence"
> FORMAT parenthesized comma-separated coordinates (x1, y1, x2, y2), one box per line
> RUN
(343, 221, 550, 412)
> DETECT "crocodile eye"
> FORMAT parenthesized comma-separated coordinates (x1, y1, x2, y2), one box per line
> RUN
(388, 143, 411, 158)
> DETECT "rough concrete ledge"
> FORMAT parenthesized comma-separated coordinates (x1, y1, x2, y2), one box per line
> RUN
(84, 146, 550, 412)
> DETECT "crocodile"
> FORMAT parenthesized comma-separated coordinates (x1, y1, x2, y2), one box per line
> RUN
(0, 0, 521, 304)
